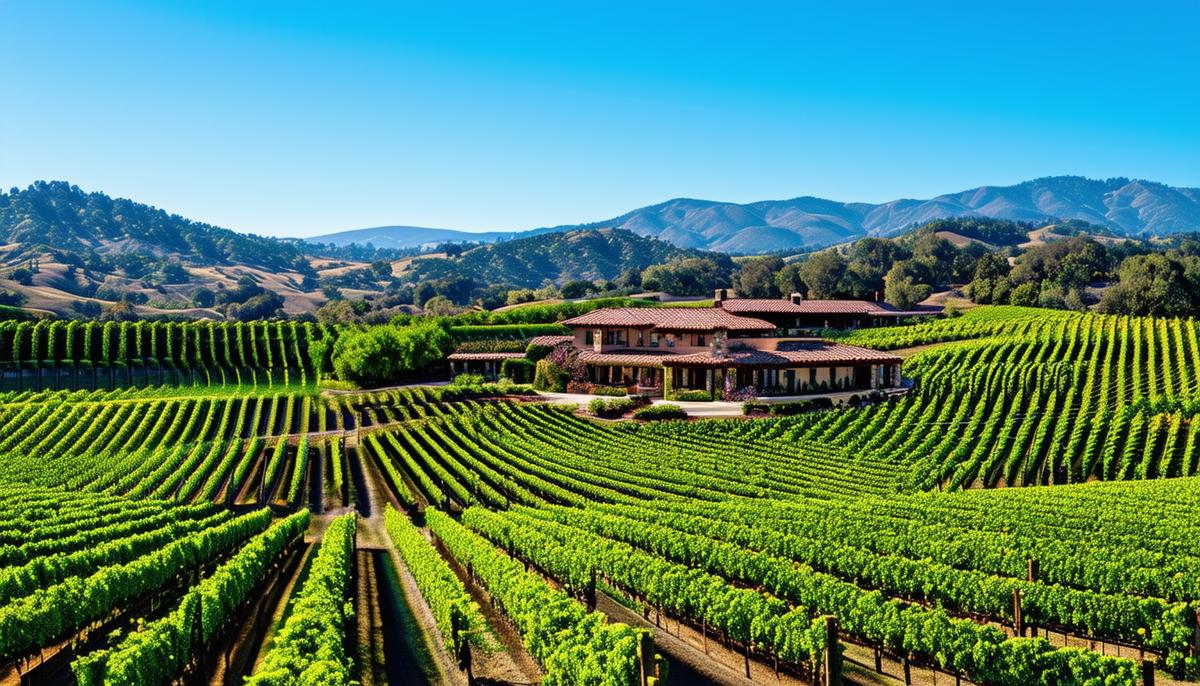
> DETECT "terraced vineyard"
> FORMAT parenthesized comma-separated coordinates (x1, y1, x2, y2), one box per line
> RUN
(0, 306, 1197, 686)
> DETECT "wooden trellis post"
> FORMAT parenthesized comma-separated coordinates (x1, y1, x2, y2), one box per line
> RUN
(822, 615, 842, 686)
(1013, 588, 1024, 637)
(637, 631, 658, 686)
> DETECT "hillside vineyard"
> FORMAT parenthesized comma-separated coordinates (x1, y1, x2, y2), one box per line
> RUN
(1, 307, 1200, 685)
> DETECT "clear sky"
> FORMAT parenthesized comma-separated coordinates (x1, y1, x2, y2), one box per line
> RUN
(1, 1, 1197, 237)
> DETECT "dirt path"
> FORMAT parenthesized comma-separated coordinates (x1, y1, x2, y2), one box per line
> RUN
(433, 535, 543, 685)
(592, 592, 945, 686)
(206, 541, 311, 685)
(356, 447, 463, 686)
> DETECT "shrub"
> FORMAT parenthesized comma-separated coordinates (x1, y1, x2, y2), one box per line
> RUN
(589, 397, 636, 418)
(440, 381, 537, 401)
(742, 401, 768, 415)
(533, 358, 569, 392)
(633, 403, 687, 420)
(500, 357, 535, 383)
(667, 389, 713, 402)
(453, 339, 528, 353)
(525, 343, 555, 361)
(452, 373, 486, 387)
(772, 398, 835, 416)
(590, 385, 628, 397)
(450, 324, 570, 341)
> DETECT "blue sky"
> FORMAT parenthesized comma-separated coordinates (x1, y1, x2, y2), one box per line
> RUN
(1, 1, 1197, 237)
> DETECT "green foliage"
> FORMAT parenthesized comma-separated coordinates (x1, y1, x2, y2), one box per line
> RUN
(732, 256, 785, 297)
(499, 357, 534, 383)
(631, 403, 687, 420)
(427, 508, 646, 685)
(588, 397, 636, 418)
(0, 181, 311, 273)
(640, 256, 733, 296)
(246, 513, 356, 686)
(403, 228, 706, 295)
(589, 384, 627, 397)
(883, 262, 932, 310)
(1099, 253, 1198, 316)
(1, 506, 276, 662)
(383, 507, 489, 658)
(331, 321, 452, 386)
(533, 358, 569, 392)
(665, 389, 712, 402)
(452, 373, 487, 387)
(1009, 281, 1039, 307)
(73, 512, 309, 686)
(450, 323, 570, 340)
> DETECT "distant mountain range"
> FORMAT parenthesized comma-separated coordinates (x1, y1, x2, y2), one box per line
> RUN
(313, 176, 1200, 254)
(306, 225, 559, 250)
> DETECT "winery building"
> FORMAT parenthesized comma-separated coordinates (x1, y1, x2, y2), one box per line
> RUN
(554, 293, 917, 398)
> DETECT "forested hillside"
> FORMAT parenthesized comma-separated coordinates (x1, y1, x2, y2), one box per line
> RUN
(0, 182, 308, 271)
(401, 228, 724, 289)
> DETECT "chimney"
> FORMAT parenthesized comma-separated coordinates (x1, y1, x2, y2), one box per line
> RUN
(714, 288, 727, 307)
(790, 292, 803, 305)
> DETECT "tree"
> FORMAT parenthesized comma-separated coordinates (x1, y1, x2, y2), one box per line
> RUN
(10, 268, 32, 286)
(413, 282, 437, 308)
(883, 263, 932, 310)
(226, 292, 285, 320)
(101, 300, 140, 322)
(506, 289, 538, 306)
(733, 257, 784, 298)
(160, 262, 189, 284)
(192, 287, 215, 308)
(322, 285, 343, 301)
(847, 238, 910, 294)
(1099, 254, 1194, 316)
(1009, 282, 1039, 307)
(640, 258, 730, 296)
(560, 280, 597, 299)
(331, 321, 453, 386)
(614, 267, 642, 290)
(967, 253, 1012, 304)
(773, 263, 806, 297)
(423, 295, 459, 316)
(797, 251, 850, 299)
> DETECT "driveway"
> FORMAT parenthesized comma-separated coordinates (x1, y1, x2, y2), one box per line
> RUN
(534, 391, 747, 418)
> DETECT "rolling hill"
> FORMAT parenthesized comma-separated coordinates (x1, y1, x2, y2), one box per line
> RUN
(317, 176, 1200, 254)
(398, 228, 725, 289)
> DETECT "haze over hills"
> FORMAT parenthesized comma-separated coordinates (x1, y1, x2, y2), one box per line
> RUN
(315, 176, 1200, 254)
(307, 225, 556, 250)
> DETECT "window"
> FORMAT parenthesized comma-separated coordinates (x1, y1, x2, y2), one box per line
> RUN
(696, 335, 706, 347)
(650, 333, 660, 348)
(585, 330, 594, 345)
(666, 335, 675, 348)
(637, 331, 644, 346)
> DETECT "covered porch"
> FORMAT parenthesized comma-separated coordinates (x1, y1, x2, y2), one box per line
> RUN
(665, 361, 901, 397)
(447, 352, 525, 381)
(587, 363, 665, 396)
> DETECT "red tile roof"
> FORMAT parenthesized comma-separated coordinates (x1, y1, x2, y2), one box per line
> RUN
(665, 342, 901, 368)
(527, 335, 574, 347)
(719, 298, 901, 316)
(447, 352, 527, 362)
(577, 350, 682, 367)
(561, 307, 775, 332)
